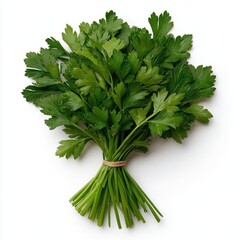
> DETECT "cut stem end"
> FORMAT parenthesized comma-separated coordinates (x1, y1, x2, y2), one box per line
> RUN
(69, 165, 163, 228)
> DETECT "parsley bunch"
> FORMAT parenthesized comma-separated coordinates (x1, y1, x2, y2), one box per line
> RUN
(22, 11, 215, 228)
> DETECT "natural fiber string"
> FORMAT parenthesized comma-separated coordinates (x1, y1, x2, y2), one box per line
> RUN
(102, 160, 127, 167)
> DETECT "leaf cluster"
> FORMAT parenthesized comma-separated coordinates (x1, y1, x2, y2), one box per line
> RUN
(23, 11, 215, 161)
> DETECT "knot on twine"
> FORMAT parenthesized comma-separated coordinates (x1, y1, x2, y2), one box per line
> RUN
(102, 160, 127, 167)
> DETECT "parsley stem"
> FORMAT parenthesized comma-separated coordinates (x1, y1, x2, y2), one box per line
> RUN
(113, 113, 155, 161)
(70, 165, 162, 228)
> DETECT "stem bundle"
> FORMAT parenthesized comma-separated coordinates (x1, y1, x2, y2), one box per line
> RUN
(70, 165, 163, 228)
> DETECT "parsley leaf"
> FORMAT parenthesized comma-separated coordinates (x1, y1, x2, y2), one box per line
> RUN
(37, 94, 72, 129)
(56, 139, 89, 159)
(131, 29, 155, 59)
(151, 89, 184, 113)
(62, 24, 82, 54)
(149, 110, 183, 136)
(108, 50, 131, 81)
(136, 66, 163, 91)
(184, 104, 213, 123)
(103, 38, 125, 57)
(148, 11, 173, 41)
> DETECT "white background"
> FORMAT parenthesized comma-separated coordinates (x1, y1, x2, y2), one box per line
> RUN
(0, 0, 240, 239)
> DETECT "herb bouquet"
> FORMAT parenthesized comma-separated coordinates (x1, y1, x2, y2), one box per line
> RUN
(22, 11, 215, 228)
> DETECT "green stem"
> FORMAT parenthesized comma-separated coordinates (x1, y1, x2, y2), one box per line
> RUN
(112, 113, 155, 161)
(69, 165, 162, 228)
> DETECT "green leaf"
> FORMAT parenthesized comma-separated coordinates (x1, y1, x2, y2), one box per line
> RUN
(65, 91, 84, 111)
(151, 89, 184, 114)
(131, 30, 155, 59)
(56, 139, 89, 159)
(136, 66, 163, 91)
(110, 110, 122, 136)
(151, 89, 168, 113)
(38, 94, 64, 115)
(25, 69, 46, 79)
(127, 51, 141, 75)
(122, 83, 149, 110)
(63, 126, 89, 138)
(45, 116, 70, 130)
(103, 38, 125, 57)
(177, 34, 193, 53)
(167, 63, 215, 103)
(74, 64, 98, 95)
(188, 65, 216, 100)
(164, 92, 185, 111)
(148, 11, 173, 41)
(92, 107, 108, 124)
(192, 65, 215, 89)
(184, 104, 213, 123)
(170, 112, 195, 143)
(120, 115, 133, 131)
(84, 107, 108, 130)
(99, 10, 123, 35)
(78, 22, 90, 46)
(22, 85, 63, 105)
(167, 63, 193, 93)
(37, 94, 72, 129)
(79, 49, 99, 65)
(149, 110, 183, 136)
(110, 82, 126, 109)
(34, 76, 61, 87)
(62, 24, 81, 54)
(129, 138, 151, 153)
(88, 87, 107, 107)
(25, 48, 60, 79)
(46, 37, 68, 57)
(40, 48, 60, 79)
(171, 128, 188, 143)
(108, 50, 131, 81)
(24, 52, 46, 71)
(129, 102, 151, 125)
(144, 34, 192, 70)
(163, 35, 192, 67)
(117, 22, 132, 45)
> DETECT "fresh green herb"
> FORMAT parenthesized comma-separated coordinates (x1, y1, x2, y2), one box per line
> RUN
(22, 10, 215, 228)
